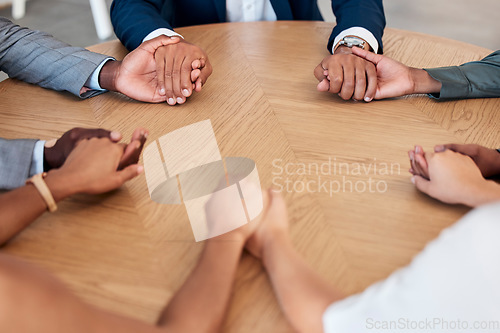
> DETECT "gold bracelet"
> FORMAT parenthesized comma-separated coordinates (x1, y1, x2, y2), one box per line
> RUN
(26, 172, 58, 213)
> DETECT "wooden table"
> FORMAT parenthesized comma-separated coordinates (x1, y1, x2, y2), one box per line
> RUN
(1, 22, 498, 332)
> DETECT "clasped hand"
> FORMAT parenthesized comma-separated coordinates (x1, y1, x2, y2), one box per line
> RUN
(108, 36, 212, 105)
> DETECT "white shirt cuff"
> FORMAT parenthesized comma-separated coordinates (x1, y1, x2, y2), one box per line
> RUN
(143, 28, 184, 42)
(332, 27, 379, 54)
(30, 140, 45, 176)
(84, 58, 114, 91)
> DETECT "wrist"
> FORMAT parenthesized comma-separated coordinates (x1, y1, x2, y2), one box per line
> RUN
(334, 45, 353, 55)
(98, 60, 121, 92)
(205, 234, 245, 252)
(410, 68, 442, 94)
(43, 169, 80, 202)
(466, 180, 500, 207)
(262, 231, 292, 269)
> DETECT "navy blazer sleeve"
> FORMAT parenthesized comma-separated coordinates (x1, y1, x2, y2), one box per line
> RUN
(424, 50, 500, 99)
(111, 0, 173, 51)
(111, 0, 386, 53)
(329, 0, 386, 54)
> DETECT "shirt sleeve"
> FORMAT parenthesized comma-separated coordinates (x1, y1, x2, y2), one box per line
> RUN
(29, 140, 45, 177)
(83, 57, 115, 91)
(322, 202, 500, 332)
(332, 27, 379, 54)
(143, 28, 184, 42)
(328, 0, 385, 54)
(424, 50, 500, 99)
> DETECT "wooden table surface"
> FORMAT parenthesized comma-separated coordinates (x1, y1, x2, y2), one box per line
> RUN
(1, 22, 498, 332)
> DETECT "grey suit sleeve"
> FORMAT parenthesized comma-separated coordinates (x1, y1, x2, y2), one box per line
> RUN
(0, 138, 38, 190)
(0, 17, 109, 98)
(424, 50, 500, 99)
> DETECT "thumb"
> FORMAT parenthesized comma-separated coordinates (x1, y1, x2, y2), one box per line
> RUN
(435, 143, 463, 153)
(141, 35, 181, 53)
(351, 47, 383, 65)
(411, 175, 431, 195)
(116, 164, 144, 184)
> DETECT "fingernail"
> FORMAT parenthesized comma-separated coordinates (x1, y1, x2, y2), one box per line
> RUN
(415, 146, 421, 153)
(143, 132, 148, 139)
(434, 145, 445, 152)
(110, 131, 121, 141)
(159, 88, 165, 95)
(411, 176, 415, 184)
(409, 151, 414, 161)
(364, 97, 372, 102)
(168, 98, 175, 105)
(182, 89, 190, 97)
(176, 97, 184, 104)
(137, 165, 144, 174)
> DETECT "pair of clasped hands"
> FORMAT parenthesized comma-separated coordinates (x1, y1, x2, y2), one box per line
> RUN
(142, 36, 406, 105)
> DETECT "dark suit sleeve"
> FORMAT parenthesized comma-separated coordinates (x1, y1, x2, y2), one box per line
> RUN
(111, 0, 174, 51)
(424, 50, 500, 99)
(328, 0, 386, 54)
(0, 138, 38, 190)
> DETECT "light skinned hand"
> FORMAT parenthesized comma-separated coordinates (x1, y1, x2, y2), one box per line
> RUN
(154, 39, 212, 105)
(43, 127, 149, 172)
(408, 145, 429, 180)
(205, 181, 269, 243)
(350, 47, 442, 99)
(53, 135, 145, 195)
(434, 143, 500, 178)
(245, 189, 290, 259)
(411, 150, 499, 207)
(99, 35, 182, 103)
(314, 46, 377, 102)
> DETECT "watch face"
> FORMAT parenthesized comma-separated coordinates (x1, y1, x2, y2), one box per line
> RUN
(344, 37, 363, 46)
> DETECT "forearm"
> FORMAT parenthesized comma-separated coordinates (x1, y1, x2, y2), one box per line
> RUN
(0, 18, 107, 97)
(0, 253, 162, 333)
(465, 180, 500, 208)
(157, 237, 244, 333)
(262, 233, 343, 333)
(329, 0, 386, 53)
(110, 0, 172, 50)
(424, 51, 500, 99)
(0, 138, 38, 190)
(0, 171, 73, 245)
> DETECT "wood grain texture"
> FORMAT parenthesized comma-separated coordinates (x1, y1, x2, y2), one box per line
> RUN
(0, 22, 498, 332)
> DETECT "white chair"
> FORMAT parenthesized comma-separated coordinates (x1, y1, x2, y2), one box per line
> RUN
(11, 0, 113, 40)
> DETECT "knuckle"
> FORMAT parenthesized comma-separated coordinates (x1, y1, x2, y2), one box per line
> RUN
(331, 75, 343, 84)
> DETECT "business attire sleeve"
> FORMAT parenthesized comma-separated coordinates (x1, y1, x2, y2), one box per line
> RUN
(0, 138, 38, 190)
(111, 0, 175, 51)
(329, 0, 386, 54)
(0, 17, 108, 98)
(424, 50, 500, 99)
